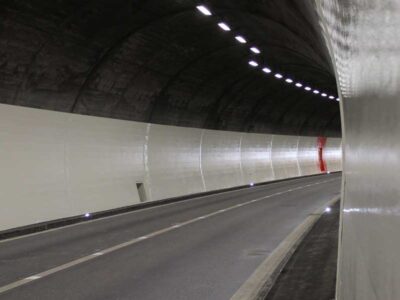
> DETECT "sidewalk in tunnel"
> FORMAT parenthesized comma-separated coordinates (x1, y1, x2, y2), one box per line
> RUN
(265, 201, 340, 300)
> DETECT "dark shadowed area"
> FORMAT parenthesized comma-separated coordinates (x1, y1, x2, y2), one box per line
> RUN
(0, 0, 340, 136)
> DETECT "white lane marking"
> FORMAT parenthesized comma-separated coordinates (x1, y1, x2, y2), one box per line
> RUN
(92, 252, 103, 256)
(0, 178, 340, 295)
(26, 276, 41, 280)
(0, 176, 341, 245)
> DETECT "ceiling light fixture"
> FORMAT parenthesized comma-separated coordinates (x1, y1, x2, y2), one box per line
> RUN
(218, 22, 231, 31)
(249, 60, 258, 67)
(195, 5, 334, 103)
(196, 5, 212, 16)
(235, 36, 247, 44)
(262, 67, 272, 74)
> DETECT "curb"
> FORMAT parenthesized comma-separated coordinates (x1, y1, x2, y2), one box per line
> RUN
(230, 195, 340, 300)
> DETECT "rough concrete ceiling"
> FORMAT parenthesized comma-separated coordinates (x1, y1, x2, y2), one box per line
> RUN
(0, 0, 341, 136)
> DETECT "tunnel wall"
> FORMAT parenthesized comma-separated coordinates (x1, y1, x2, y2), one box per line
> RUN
(315, 1, 398, 299)
(0, 104, 341, 232)
(324, 138, 342, 172)
(298, 136, 322, 176)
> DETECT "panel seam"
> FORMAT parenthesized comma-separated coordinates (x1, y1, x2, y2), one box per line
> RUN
(199, 130, 206, 192)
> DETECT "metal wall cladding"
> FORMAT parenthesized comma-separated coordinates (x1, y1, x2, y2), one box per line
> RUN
(324, 138, 342, 172)
(271, 135, 301, 180)
(316, 0, 399, 299)
(146, 124, 204, 200)
(66, 114, 147, 214)
(201, 130, 243, 191)
(0, 103, 341, 232)
(0, 104, 147, 231)
(240, 133, 274, 184)
(297, 136, 321, 176)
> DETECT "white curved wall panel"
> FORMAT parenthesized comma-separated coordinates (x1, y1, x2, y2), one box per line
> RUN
(201, 130, 243, 191)
(325, 138, 342, 172)
(66, 114, 147, 214)
(0, 103, 341, 232)
(146, 124, 204, 200)
(297, 136, 320, 176)
(316, 1, 398, 298)
(271, 135, 301, 179)
(0, 106, 70, 231)
(0, 104, 147, 231)
(240, 133, 274, 184)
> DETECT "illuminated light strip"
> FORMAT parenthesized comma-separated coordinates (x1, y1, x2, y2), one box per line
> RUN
(195, 4, 338, 100)
(218, 22, 230, 31)
(262, 67, 272, 74)
(196, 5, 212, 16)
(249, 61, 258, 67)
(235, 36, 247, 44)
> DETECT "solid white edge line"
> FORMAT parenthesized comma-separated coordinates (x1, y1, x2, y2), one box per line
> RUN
(230, 195, 340, 300)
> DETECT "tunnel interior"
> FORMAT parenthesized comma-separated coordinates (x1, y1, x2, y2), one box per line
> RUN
(0, 0, 340, 137)
(0, 1, 356, 299)
(3, 0, 400, 299)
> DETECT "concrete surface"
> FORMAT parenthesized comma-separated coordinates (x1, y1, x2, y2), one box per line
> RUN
(0, 0, 340, 136)
(265, 200, 339, 300)
(230, 196, 339, 300)
(0, 173, 341, 300)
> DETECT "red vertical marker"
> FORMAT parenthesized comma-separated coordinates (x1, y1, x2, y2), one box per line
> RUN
(317, 137, 327, 173)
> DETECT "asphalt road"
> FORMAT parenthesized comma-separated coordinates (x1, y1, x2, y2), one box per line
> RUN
(0, 173, 341, 300)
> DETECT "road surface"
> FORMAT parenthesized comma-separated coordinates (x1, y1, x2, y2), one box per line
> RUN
(0, 173, 341, 300)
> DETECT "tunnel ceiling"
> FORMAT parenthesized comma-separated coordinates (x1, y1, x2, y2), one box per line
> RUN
(0, 0, 341, 137)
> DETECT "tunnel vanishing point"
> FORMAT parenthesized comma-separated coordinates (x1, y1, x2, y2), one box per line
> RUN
(0, 1, 396, 299)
